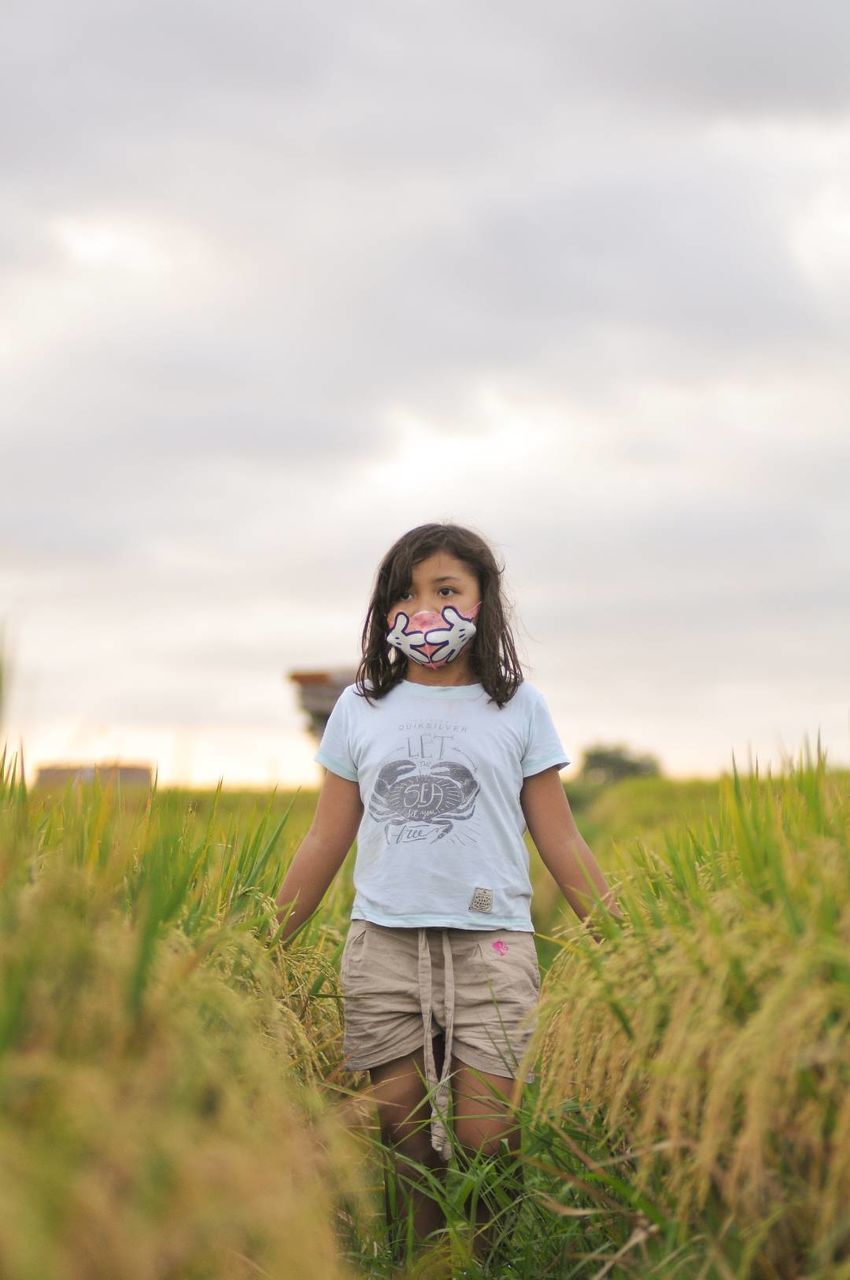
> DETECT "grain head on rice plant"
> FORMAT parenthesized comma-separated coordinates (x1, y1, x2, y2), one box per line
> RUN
(531, 740, 850, 1278)
(0, 748, 366, 1280)
(4, 729, 850, 1279)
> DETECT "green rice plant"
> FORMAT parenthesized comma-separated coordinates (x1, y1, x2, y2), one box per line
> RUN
(532, 741, 850, 1278)
(528, 775, 724, 946)
(0, 750, 369, 1280)
(332, 1054, 695, 1280)
(12, 737, 848, 1278)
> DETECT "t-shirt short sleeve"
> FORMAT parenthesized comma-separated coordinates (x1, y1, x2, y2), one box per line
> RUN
(521, 685, 570, 777)
(314, 687, 358, 782)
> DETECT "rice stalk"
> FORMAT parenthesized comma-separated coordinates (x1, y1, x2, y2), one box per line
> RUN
(532, 743, 850, 1276)
(0, 763, 366, 1280)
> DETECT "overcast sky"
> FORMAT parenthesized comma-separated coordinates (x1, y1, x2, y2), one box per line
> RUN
(2, 0, 849, 787)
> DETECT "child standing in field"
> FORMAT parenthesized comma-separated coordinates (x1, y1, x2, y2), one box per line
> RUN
(275, 522, 621, 1264)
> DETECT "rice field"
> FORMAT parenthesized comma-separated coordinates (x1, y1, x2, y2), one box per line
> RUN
(0, 740, 847, 1279)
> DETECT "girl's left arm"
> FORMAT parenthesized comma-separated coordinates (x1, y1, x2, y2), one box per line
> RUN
(521, 766, 624, 939)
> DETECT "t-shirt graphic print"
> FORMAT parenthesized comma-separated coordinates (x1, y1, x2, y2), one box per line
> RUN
(315, 678, 569, 931)
(367, 725, 481, 846)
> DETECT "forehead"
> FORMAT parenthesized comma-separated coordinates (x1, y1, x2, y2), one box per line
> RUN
(409, 550, 476, 583)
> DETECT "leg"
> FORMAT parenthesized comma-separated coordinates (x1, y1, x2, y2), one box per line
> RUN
(452, 1056, 524, 1263)
(368, 1043, 447, 1261)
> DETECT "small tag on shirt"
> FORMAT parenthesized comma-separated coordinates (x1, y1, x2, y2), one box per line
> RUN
(469, 887, 494, 913)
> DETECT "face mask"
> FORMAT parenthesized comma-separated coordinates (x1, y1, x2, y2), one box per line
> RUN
(387, 602, 481, 668)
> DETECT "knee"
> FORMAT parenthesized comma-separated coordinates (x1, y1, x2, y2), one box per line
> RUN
(457, 1119, 521, 1162)
(372, 1088, 430, 1152)
(381, 1114, 433, 1162)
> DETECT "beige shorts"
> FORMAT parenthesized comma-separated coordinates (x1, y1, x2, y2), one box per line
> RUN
(340, 919, 540, 1083)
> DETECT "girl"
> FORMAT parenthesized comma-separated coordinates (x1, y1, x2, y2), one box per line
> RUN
(275, 523, 622, 1263)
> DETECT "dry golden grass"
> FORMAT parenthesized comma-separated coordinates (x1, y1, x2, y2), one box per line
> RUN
(532, 755, 850, 1276)
(0, 764, 367, 1280)
(8, 744, 850, 1277)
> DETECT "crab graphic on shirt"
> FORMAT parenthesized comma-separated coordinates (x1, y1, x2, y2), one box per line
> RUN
(368, 756, 480, 843)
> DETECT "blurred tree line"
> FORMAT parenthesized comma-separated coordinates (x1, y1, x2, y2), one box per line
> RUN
(567, 742, 662, 812)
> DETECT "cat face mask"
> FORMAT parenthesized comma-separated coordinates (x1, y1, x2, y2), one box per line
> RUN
(387, 601, 481, 668)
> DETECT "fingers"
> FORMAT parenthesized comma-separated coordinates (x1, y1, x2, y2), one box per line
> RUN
(387, 612, 410, 642)
(405, 646, 432, 665)
(425, 639, 460, 662)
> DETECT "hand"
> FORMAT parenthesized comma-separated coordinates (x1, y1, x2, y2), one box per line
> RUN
(424, 607, 477, 663)
(386, 612, 430, 665)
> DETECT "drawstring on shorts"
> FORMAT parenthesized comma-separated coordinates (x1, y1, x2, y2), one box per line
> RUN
(417, 927, 455, 1162)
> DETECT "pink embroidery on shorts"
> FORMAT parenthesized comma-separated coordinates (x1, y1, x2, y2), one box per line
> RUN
(491, 940, 509, 956)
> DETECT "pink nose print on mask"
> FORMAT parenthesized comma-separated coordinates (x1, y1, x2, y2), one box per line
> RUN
(407, 610, 451, 663)
(491, 940, 509, 956)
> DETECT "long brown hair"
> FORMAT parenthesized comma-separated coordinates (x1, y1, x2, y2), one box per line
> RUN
(355, 523, 523, 707)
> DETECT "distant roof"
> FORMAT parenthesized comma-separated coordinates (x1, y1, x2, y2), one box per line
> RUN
(289, 668, 355, 686)
(288, 668, 356, 738)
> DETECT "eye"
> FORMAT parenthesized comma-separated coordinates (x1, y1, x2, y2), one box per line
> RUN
(437, 586, 456, 597)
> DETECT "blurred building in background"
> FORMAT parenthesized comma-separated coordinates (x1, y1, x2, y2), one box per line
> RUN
(35, 762, 154, 788)
(289, 668, 356, 741)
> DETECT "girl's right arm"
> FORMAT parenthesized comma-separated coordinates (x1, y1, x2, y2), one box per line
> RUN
(274, 770, 364, 943)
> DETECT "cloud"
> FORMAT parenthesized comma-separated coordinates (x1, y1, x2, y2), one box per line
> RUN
(488, 1, 850, 116)
(2, 0, 848, 780)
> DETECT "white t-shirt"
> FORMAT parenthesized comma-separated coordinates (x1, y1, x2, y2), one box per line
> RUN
(315, 678, 570, 931)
